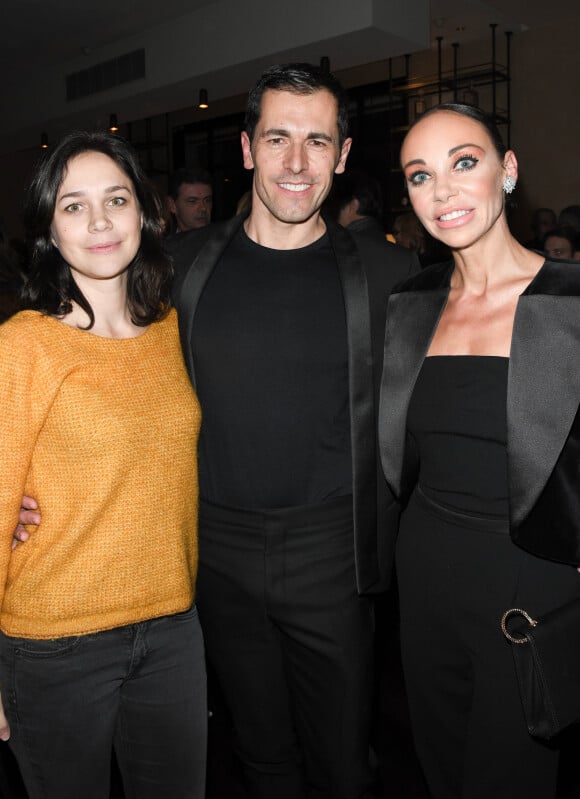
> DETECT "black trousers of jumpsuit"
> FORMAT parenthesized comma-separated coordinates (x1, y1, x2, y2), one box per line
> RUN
(397, 487, 580, 799)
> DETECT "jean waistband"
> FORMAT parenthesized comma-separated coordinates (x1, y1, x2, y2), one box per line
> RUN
(415, 485, 510, 534)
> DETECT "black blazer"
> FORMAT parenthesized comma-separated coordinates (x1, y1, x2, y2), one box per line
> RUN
(168, 212, 418, 593)
(378, 258, 580, 565)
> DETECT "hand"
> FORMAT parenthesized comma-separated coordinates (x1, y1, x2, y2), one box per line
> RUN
(11, 495, 41, 551)
(0, 690, 10, 741)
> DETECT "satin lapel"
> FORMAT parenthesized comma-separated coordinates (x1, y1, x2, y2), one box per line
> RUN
(327, 223, 377, 537)
(508, 294, 580, 525)
(378, 285, 449, 497)
(176, 214, 245, 388)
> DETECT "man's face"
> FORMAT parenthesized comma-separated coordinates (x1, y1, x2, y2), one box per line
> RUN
(168, 182, 212, 231)
(544, 234, 576, 260)
(241, 89, 351, 227)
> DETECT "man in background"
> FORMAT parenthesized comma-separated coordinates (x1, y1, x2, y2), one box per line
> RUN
(167, 167, 213, 232)
(543, 225, 580, 260)
(333, 168, 420, 271)
(334, 169, 385, 240)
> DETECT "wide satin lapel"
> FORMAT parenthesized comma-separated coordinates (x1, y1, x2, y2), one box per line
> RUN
(378, 280, 450, 498)
(176, 214, 246, 388)
(508, 293, 580, 525)
(327, 222, 377, 533)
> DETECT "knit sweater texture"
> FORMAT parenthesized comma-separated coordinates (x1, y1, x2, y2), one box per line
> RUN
(0, 308, 200, 639)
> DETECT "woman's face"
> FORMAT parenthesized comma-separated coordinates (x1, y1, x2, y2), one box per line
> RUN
(400, 110, 517, 251)
(51, 150, 142, 289)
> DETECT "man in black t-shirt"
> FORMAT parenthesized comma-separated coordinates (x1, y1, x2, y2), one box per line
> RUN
(169, 63, 418, 799)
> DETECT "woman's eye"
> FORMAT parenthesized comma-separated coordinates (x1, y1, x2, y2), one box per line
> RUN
(408, 171, 429, 186)
(109, 197, 126, 207)
(64, 203, 82, 213)
(455, 156, 478, 171)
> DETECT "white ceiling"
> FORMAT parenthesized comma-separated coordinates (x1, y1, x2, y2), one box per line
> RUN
(1, 0, 214, 70)
(3, 0, 575, 73)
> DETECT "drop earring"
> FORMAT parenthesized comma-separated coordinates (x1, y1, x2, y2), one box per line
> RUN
(502, 175, 516, 194)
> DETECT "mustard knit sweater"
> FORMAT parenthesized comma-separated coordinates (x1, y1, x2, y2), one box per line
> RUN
(0, 308, 200, 639)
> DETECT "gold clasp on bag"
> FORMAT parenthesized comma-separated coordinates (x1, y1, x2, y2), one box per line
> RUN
(501, 608, 538, 644)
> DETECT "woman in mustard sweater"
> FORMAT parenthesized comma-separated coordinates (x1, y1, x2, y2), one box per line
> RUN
(0, 132, 205, 798)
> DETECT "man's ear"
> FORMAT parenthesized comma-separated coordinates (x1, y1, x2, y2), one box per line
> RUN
(334, 137, 352, 175)
(241, 132, 254, 171)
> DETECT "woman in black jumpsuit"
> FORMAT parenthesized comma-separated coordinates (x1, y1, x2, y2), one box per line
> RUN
(378, 104, 580, 798)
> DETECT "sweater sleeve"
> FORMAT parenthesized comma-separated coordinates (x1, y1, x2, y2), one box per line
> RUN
(0, 314, 67, 601)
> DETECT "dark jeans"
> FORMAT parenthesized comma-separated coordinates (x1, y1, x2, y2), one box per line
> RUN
(197, 496, 375, 799)
(0, 605, 207, 799)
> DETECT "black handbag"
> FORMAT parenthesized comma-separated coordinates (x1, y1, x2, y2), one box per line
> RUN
(501, 598, 580, 740)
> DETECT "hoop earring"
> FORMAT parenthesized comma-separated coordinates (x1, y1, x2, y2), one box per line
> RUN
(503, 175, 516, 194)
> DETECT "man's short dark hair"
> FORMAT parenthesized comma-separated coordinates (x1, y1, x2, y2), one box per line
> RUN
(335, 169, 383, 220)
(543, 225, 580, 252)
(245, 63, 350, 148)
(168, 168, 212, 200)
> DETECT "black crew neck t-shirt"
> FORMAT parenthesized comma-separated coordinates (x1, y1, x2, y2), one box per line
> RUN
(192, 227, 351, 510)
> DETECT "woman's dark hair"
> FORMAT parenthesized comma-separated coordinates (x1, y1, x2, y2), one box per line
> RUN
(245, 62, 350, 148)
(408, 103, 508, 160)
(21, 130, 172, 328)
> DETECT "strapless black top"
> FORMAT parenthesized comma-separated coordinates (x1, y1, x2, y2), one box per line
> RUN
(407, 355, 509, 518)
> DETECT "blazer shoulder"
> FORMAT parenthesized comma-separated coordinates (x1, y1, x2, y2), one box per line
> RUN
(165, 226, 215, 272)
(333, 219, 421, 292)
(324, 216, 358, 252)
(167, 215, 247, 299)
(524, 258, 580, 297)
(391, 258, 454, 295)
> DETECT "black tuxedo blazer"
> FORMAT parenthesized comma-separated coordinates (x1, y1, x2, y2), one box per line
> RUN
(378, 258, 580, 565)
(168, 212, 418, 593)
